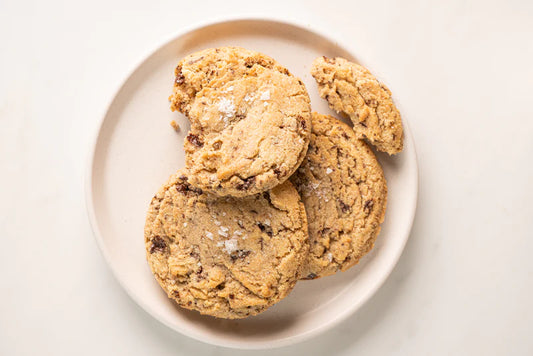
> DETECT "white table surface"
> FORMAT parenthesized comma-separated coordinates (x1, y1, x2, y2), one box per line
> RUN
(1, 0, 532, 354)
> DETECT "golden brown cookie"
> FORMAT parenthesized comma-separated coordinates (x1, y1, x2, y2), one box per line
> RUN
(170, 47, 311, 197)
(311, 56, 403, 155)
(145, 170, 309, 319)
(290, 113, 387, 279)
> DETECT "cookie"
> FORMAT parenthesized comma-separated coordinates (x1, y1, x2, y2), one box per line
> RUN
(144, 170, 309, 319)
(290, 113, 387, 279)
(311, 56, 403, 155)
(170, 47, 311, 197)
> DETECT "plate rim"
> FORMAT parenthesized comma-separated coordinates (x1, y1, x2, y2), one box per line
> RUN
(85, 15, 419, 350)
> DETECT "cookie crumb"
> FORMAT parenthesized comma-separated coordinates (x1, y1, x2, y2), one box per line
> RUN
(170, 120, 180, 132)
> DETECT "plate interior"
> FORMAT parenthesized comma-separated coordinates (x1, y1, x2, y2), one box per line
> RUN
(89, 19, 418, 348)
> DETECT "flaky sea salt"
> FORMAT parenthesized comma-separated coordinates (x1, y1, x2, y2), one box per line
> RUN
(327, 253, 333, 262)
(183, 222, 187, 227)
(326, 168, 333, 174)
(233, 230, 243, 236)
(259, 90, 270, 100)
(214, 220, 222, 226)
(264, 219, 271, 226)
(206, 231, 214, 240)
(217, 97, 235, 118)
(220, 238, 239, 254)
(218, 226, 230, 238)
(244, 93, 254, 103)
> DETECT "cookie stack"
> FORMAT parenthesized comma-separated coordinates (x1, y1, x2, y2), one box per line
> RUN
(144, 47, 403, 319)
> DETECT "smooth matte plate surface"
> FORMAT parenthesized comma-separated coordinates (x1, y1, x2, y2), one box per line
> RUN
(86, 18, 418, 349)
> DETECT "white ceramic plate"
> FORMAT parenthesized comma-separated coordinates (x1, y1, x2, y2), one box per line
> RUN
(86, 18, 418, 349)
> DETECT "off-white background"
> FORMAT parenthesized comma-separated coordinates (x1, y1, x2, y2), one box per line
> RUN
(1, 0, 532, 355)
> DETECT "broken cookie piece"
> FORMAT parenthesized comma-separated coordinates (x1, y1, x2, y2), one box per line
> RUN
(311, 56, 404, 155)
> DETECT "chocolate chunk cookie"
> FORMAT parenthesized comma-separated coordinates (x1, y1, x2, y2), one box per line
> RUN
(145, 170, 309, 319)
(170, 47, 311, 197)
(290, 113, 387, 279)
(311, 56, 403, 155)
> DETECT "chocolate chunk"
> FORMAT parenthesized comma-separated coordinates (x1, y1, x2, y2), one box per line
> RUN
(273, 168, 282, 178)
(197, 266, 203, 275)
(216, 283, 225, 290)
(360, 122, 367, 128)
(173, 290, 180, 298)
(341, 132, 349, 140)
(322, 56, 335, 64)
(229, 294, 235, 299)
(175, 181, 203, 195)
(175, 182, 189, 193)
(186, 133, 203, 148)
(257, 223, 273, 237)
(319, 228, 330, 236)
(339, 200, 351, 213)
(175, 65, 185, 84)
(364, 200, 374, 213)
(230, 250, 251, 261)
(299, 117, 307, 131)
(149, 236, 167, 254)
(187, 301, 192, 306)
(236, 176, 255, 191)
(306, 273, 318, 279)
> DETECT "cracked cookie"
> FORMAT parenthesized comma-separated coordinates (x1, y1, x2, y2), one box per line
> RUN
(170, 47, 311, 197)
(311, 56, 403, 155)
(145, 170, 309, 319)
(290, 113, 387, 279)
